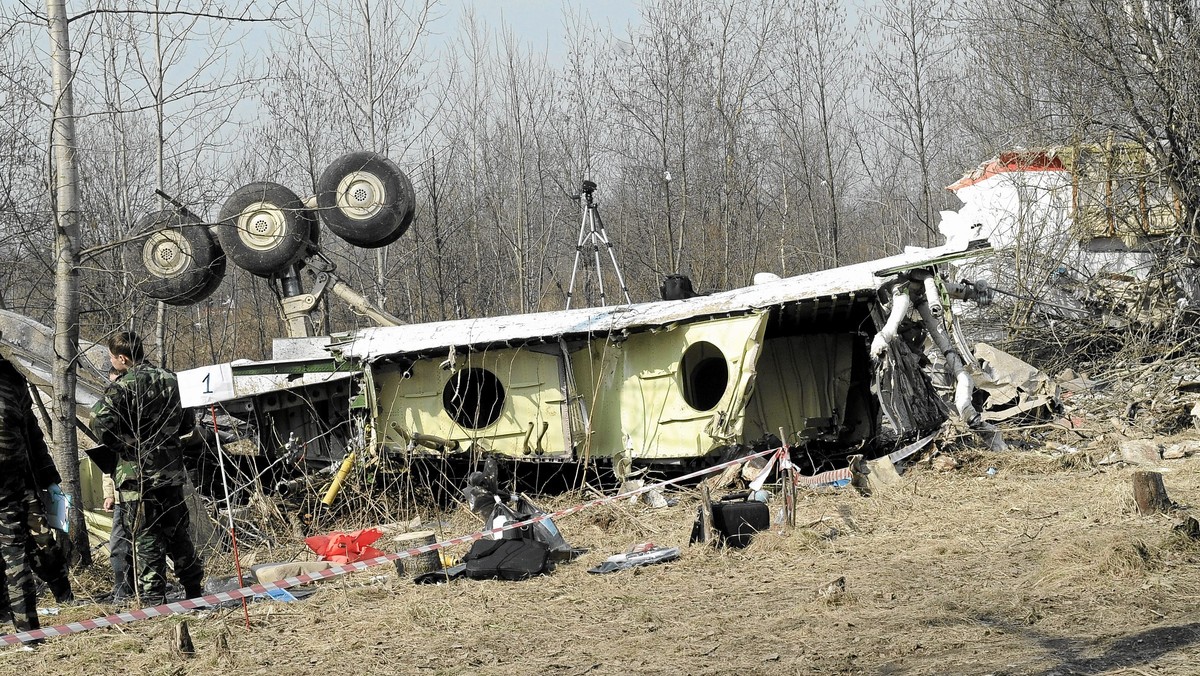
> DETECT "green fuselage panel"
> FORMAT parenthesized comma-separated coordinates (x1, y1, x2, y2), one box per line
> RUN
(370, 312, 771, 461)
(577, 313, 769, 460)
(742, 334, 854, 443)
(373, 348, 568, 458)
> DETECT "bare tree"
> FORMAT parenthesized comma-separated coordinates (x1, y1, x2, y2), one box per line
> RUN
(864, 0, 959, 247)
(46, 0, 89, 561)
(769, 0, 861, 268)
(292, 0, 437, 310)
(606, 0, 704, 277)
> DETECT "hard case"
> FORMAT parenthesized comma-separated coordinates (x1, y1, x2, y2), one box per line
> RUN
(710, 499, 770, 548)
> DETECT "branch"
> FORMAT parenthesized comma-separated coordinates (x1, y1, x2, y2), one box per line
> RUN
(68, 8, 281, 25)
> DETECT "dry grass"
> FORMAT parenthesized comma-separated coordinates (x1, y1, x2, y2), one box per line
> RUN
(5, 452, 1200, 674)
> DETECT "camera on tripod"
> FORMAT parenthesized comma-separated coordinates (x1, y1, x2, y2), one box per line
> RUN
(565, 177, 631, 308)
(573, 179, 598, 203)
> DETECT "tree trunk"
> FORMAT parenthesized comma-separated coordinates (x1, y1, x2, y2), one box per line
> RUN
(1132, 471, 1170, 515)
(46, 0, 90, 564)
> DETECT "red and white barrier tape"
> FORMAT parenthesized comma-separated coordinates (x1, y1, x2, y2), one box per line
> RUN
(2, 445, 785, 646)
(4, 437, 934, 646)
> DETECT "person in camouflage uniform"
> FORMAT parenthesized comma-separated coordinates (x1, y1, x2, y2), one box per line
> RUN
(90, 332, 203, 604)
(98, 368, 134, 603)
(0, 354, 72, 634)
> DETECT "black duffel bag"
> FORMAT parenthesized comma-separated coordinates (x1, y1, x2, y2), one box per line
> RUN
(463, 538, 552, 581)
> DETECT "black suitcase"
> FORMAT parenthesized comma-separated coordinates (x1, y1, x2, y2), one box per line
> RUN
(710, 496, 770, 548)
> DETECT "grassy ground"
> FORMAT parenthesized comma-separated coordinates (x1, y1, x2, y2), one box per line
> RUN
(4, 441, 1200, 675)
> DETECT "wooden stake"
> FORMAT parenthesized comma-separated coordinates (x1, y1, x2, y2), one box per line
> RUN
(173, 620, 195, 658)
(848, 454, 872, 497)
(1132, 471, 1170, 515)
(699, 485, 716, 544)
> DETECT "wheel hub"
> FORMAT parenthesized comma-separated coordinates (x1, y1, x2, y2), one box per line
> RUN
(237, 201, 287, 251)
(336, 171, 386, 221)
(142, 229, 190, 278)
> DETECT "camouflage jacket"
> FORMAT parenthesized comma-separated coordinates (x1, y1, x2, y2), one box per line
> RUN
(90, 361, 191, 495)
(0, 359, 60, 495)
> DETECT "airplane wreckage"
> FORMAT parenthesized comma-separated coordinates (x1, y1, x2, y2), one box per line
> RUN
(0, 151, 1007, 544)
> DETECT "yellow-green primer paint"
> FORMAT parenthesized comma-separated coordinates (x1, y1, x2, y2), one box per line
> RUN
(373, 347, 569, 458)
(369, 312, 771, 461)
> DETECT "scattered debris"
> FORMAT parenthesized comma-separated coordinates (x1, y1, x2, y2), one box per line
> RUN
(251, 561, 331, 584)
(1173, 514, 1200, 539)
(814, 576, 848, 604)
(869, 456, 902, 493)
(305, 529, 386, 565)
(848, 455, 872, 496)
(709, 492, 770, 548)
(930, 455, 960, 472)
(973, 343, 1061, 422)
(587, 544, 681, 574)
(254, 588, 299, 603)
(1163, 439, 1200, 459)
(1119, 439, 1163, 465)
(463, 539, 553, 581)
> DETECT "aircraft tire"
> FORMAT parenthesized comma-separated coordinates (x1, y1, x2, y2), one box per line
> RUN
(217, 182, 313, 277)
(316, 151, 414, 248)
(123, 209, 226, 306)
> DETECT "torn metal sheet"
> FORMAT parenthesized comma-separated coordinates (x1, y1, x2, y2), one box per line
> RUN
(973, 343, 1060, 421)
(0, 309, 108, 411)
(942, 147, 1199, 326)
(177, 358, 356, 409)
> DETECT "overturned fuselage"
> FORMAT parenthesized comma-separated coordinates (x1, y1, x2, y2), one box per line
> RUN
(302, 239, 991, 470)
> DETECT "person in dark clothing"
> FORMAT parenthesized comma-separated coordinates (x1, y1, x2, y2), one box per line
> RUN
(98, 368, 134, 604)
(0, 354, 72, 634)
(90, 332, 203, 604)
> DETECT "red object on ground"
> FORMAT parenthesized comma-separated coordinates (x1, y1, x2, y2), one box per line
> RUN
(305, 528, 386, 564)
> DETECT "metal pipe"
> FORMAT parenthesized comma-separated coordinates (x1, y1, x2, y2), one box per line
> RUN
(870, 284, 912, 359)
(915, 298, 977, 422)
(328, 279, 405, 327)
(921, 275, 943, 318)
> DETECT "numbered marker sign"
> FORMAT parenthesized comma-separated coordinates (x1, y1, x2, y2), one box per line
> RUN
(178, 363, 236, 408)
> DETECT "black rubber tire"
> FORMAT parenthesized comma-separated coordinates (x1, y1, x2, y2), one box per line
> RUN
(367, 205, 416, 249)
(217, 182, 311, 277)
(316, 151, 414, 248)
(122, 210, 226, 306)
(186, 253, 228, 305)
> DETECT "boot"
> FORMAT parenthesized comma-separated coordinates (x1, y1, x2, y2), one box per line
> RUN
(50, 581, 75, 605)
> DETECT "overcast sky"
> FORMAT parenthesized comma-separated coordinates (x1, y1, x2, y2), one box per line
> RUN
(446, 0, 643, 61)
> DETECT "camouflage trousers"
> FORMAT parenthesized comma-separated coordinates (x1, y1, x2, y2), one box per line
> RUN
(123, 485, 204, 603)
(23, 490, 71, 604)
(109, 503, 134, 599)
(0, 490, 72, 631)
(0, 491, 39, 633)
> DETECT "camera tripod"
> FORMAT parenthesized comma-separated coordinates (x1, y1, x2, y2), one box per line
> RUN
(566, 180, 632, 309)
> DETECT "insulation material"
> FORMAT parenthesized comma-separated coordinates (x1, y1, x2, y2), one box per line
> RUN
(742, 334, 854, 443)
